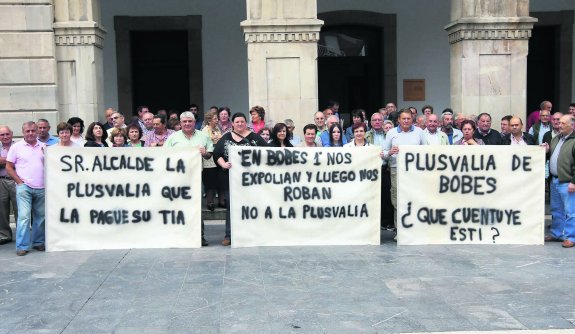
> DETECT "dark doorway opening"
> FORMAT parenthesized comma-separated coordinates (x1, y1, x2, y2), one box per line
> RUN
(527, 26, 558, 114)
(318, 25, 382, 124)
(130, 31, 190, 115)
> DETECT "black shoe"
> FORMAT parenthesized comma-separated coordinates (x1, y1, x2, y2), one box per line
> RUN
(32, 245, 45, 251)
(0, 239, 11, 245)
(202, 238, 209, 246)
(207, 203, 215, 211)
(218, 202, 226, 208)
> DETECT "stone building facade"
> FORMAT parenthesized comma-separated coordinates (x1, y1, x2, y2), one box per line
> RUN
(0, 0, 573, 134)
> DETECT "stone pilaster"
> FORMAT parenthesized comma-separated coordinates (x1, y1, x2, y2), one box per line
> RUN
(53, 0, 106, 124)
(241, 0, 323, 133)
(0, 0, 58, 130)
(445, 0, 536, 123)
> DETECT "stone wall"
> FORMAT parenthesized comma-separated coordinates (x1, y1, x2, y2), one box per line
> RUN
(0, 0, 58, 132)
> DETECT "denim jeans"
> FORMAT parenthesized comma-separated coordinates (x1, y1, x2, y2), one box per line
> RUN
(549, 178, 575, 242)
(15, 184, 45, 251)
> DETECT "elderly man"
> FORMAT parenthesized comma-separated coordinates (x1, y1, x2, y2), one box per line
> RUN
(102, 107, 116, 131)
(164, 112, 213, 246)
(36, 119, 59, 146)
(106, 112, 127, 145)
(366, 113, 385, 145)
(423, 114, 448, 145)
(527, 100, 552, 131)
(6, 122, 46, 256)
(0, 126, 17, 245)
(543, 113, 563, 146)
(141, 112, 155, 137)
(440, 110, 463, 144)
(415, 115, 426, 129)
(502, 117, 535, 145)
(285, 119, 301, 146)
(546, 115, 575, 248)
(366, 113, 394, 230)
(135, 105, 150, 131)
(454, 112, 466, 130)
(473, 113, 502, 145)
(528, 108, 552, 144)
(144, 115, 174, 147)
(383, 109, 424, 235)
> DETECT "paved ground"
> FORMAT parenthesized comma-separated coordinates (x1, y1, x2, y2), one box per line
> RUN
(1, 215, 575, 334)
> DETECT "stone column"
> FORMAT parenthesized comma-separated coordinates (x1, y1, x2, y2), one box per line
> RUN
(445, 0, 537, 123)
(241, 0, 323, 133)
(53, 0, 106, 124)
(0, 0, 58, 130)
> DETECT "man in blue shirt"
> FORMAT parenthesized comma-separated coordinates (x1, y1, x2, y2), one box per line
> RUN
(36, 119, 59, 146)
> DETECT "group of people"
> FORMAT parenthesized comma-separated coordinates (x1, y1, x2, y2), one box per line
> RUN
(1, 100, 575, 254)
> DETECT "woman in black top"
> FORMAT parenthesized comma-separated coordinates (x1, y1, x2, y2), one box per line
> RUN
(84, 122, 109, 147)
(213, 112, 268, 246)
(269, 122, 293, 147)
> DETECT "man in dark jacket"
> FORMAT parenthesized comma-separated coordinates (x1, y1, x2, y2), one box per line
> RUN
(542, 112, 563, 146)
(501, 117, 536, 145)
(473, 113, 502, 145)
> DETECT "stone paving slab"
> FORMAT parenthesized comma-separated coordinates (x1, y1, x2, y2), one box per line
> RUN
(0, 220, 574, 333)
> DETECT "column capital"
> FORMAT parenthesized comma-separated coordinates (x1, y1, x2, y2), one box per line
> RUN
(445, 17, 537, 44)
(241, 18, 323, 43)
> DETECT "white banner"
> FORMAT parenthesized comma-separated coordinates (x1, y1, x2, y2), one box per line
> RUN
(229, 147, 381, 247)
(397, 145, 545, 245)
(45, 147, 202, 251)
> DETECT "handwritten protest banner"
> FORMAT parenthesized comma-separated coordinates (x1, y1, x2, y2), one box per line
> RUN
(45, 147, 202, 251)
(397, 145, 545, 245)
(229, 147, 381, 247)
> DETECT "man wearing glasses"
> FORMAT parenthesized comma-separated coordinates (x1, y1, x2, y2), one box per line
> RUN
(527, 100, 552, 131)
(529, 108, 552, 144)
(106, 112, 127, 145)
(102, 107, 116, 131)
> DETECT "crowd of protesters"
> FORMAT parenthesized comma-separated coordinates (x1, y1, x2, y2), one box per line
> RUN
(1, 100, 575, 254)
